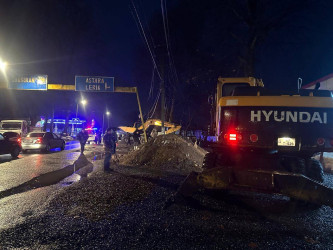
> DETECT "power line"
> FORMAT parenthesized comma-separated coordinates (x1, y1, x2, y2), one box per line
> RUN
(161, 0, 179, 90)
(131, 0, 162, 81)
(129, 6, 146, 50)
(139, 0, 157, 53)
(148, 89, 161, 118)
(161, 0, 171, 58)
(148, 66, 155, 99)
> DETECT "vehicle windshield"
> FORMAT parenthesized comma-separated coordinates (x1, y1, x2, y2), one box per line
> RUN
(28, 133, 45, 137)
(0, 123, 22, 129)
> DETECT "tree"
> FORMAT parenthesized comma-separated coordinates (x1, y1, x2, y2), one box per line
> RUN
(227, 0, 313, 76)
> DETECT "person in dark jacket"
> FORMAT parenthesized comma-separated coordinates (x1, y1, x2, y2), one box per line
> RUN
(77, 129, 89, 153)
(125, 132, 131, 146)
(103, 127, 117, 172)
(133, 129, 141, 150)
(94, 129, 102, 145)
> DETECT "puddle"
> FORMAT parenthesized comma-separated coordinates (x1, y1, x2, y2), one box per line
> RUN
(62, 181, 74, 186)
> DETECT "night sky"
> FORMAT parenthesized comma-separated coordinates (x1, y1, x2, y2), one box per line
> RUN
(0, 0, 333, 129)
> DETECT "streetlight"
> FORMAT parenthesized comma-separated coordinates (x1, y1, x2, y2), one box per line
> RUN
(106, 111, 110, 128)
(0, 59, 7, 73)
(81, 99, 87, 106)
(76, 99, 87, 119)
(72, 99, 87, 136)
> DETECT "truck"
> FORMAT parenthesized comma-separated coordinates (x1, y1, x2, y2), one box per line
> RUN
(173, 77, 333, 208)
(0, 120, 29, 137)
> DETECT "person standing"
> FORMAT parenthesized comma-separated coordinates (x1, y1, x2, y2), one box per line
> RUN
(94, 129, 102, 145)
(125, 132, 131, 146)
(103, 127, 117, 172)
(98, 129, 102, 144)
(151, 128, 158, 139)
(77, 128, 89, 154)
(133, 129, 141, 150)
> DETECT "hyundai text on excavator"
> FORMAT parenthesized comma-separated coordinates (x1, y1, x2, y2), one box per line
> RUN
(174, 77, 333, 208)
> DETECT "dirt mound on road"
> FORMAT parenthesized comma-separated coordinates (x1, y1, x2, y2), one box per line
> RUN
(120, 134, 206, 174)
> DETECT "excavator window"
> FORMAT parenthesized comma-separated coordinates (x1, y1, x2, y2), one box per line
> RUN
(232, 86, 264, 96)
(222, 83, 249, 97)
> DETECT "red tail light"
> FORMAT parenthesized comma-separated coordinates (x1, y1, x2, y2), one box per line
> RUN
(224, 132, 242, 143)
(250, 134, 258, 143)
(9, 137, 21, 143)
(35, 137, 43, 144)
(317, 138, 325, 146)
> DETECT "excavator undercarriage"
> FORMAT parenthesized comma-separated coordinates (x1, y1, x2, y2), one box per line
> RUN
(172, 151, 333, 208)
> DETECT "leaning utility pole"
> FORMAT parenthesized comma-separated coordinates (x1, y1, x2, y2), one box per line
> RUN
(161, 76, 166, 134)
(160, 52, 166, 134)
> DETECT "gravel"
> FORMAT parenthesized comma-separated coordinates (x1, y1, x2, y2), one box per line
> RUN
(0, 138, 332, 249)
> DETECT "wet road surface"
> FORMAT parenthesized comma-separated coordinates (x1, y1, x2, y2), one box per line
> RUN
(0, 142, 103, 231)
(0, 141, 80, 192)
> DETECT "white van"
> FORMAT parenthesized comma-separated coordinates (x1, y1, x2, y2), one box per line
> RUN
(0, 120, 29, 137)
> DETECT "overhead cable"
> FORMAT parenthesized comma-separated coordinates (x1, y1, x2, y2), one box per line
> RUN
(131, 0, 162, 81)
(148, 67, 155, 99)
(161, 0, 180, 88)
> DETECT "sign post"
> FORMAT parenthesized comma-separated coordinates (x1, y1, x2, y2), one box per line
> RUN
(75, 76, 114, 92)
(9, 75, 48, 90)
(113, 86, 147, 143)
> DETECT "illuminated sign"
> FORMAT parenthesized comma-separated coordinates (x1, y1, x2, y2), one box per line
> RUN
(75, 76, 114, 92)
(9, 75, 48, 90)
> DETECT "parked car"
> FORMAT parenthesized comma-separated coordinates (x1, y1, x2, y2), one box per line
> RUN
(2, 131, 21, 141)
(22, 132, 65, 153)
(0, 132, 21, 158)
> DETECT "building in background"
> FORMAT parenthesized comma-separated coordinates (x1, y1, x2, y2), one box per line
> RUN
(302, 73, 333, 91)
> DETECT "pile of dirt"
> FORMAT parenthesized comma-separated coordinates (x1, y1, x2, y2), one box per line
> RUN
(120, 134, 206, 174)
(314, 154, 333, 173)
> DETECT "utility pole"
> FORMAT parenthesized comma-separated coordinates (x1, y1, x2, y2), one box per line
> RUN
(102, 113, 104, 133)
(50, 105, 54, 133)
(161, 77, 165, 134)
(160, 52, 166, 134)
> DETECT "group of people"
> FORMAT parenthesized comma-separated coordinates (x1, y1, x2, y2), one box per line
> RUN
(123, 129, 142, 150)
(76, 127, 118, 173)
(76, 127, 159, 173)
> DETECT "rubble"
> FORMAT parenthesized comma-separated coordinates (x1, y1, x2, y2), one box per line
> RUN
(120, 134, 206, 174)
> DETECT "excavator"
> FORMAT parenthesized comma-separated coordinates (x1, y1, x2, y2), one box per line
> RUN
(119, 118, 181, 135)
(172, 77, 333, 208)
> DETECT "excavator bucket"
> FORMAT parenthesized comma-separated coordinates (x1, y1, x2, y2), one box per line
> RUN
(174, 167, 333, 208)
(118, 126, 136, 133)
(119, 119, 181, 134)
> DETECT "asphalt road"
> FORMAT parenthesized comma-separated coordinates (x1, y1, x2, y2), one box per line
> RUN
(0, 142, 332, 249)
(0, 141, 87, 230)
(0, 141, 81, 192)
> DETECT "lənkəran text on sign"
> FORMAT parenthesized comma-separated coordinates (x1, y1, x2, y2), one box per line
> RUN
(75, 76, 114, 92)
(9, 75, 48, 90)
